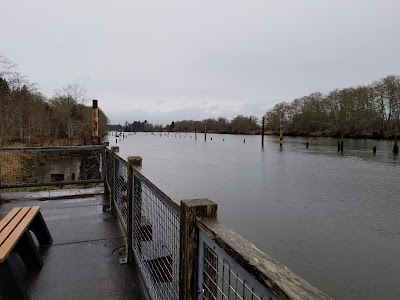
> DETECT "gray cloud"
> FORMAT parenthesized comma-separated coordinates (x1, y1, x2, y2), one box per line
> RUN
(1, 0, 399, 125)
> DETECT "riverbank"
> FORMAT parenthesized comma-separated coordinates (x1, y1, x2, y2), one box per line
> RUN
(266, 130, 400, 140)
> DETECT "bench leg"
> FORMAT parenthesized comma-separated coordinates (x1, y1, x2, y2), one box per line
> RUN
(29, 212, 53, 245)
(0, 256, 30, 300)
(14, 230, 43, 270)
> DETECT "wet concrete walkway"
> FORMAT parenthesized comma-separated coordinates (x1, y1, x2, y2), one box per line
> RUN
(0, 189, 149, 300)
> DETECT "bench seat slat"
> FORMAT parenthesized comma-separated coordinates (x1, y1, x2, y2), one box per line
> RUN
(0, 207, 22, 232)
(0, 207, 30, 248)
(0, 207, 41, 263)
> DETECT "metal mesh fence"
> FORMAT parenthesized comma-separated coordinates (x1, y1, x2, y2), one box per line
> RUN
(113, 154, 128, 231)
(132, 170, 180, 300)
(104, 148, 113, 192)
(199, 232, 277, 300)
(0, 146, 102, 189)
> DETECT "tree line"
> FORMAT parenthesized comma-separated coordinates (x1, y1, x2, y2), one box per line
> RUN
(109, 120, 165, 132)
(265, 75, 400, 139)
(110, 115, 260, 134)
(0, 53, 109, 146)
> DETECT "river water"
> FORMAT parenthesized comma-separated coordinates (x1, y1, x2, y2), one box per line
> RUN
(108, 132, 400, 300)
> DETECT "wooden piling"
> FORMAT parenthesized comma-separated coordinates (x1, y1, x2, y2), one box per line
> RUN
(204, 125, 207, 141)
(261, 116, 265, 147)
(393, 141, 399, 155)
(91, 100, 100, 145)
(180, 199, 217, 300)
(279, 111, 283, 147)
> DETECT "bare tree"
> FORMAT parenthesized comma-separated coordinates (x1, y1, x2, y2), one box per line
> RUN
(51, 83, 89, 139)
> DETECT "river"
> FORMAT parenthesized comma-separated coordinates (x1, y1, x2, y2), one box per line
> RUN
(108, 132, 400, 300)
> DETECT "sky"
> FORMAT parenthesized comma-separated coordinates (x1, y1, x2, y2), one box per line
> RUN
(1, 0, 400, 125)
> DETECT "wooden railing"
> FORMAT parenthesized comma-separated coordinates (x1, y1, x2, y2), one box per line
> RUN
(103, 147, 331, 300)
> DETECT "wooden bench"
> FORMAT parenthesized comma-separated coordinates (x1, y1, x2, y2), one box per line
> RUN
(0, 206, 52, 300)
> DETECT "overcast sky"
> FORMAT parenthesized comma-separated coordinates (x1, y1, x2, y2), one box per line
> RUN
(1, 0, 399, 125)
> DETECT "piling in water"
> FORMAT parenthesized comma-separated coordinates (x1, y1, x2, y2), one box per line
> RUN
(261, 116, 265, 147)
(306, 142, 309, 148)
(91, 100, 100, 145)
(373, 146, 377, 154)
(279, 111, 283, 147)
(393, 141, 399, 155)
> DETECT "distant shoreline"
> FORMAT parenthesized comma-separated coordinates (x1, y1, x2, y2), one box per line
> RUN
(264, 131, 400, 140)
(111, 130, 399, 140)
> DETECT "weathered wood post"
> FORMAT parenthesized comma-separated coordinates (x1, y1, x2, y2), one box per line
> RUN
(280, 111, 284, 147)
(261, 116, 265, 148)
(195, 128, 197, 141)
(110, 146, 119, 212)
(393, 141, 399, 155)
(126, 156, 142, 263)
(204, 125, 207, 141)
(180, 199, 217, 300)
(91, 100, 100, 145)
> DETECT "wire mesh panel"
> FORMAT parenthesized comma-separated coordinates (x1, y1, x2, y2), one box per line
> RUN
(131, 169, 180, 300)
(0, 146, 102, 189)
(104, 148, 113, 192)
(198, 231, 278, 300)
(113, 154, 128, 231)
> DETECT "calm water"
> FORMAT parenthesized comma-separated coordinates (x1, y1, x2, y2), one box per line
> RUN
(109, 132, 400, 300)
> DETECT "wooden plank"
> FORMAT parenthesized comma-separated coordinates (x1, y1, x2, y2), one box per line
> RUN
(29, 206, 40, 218)
(0, 208, 21, 232)
(0, 207, 30, 248)
(0, 207, 41, 263)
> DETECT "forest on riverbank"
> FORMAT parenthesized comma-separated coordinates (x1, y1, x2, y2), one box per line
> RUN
(109, 115, 260, 135)
(265, 75, 400, 139)
(0, 54, 109, 146)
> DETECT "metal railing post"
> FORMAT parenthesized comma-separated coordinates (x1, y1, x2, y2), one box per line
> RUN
(110, 146, 119, 212)
(179, 199, 217, 300)
(127, 156, 142, 263)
